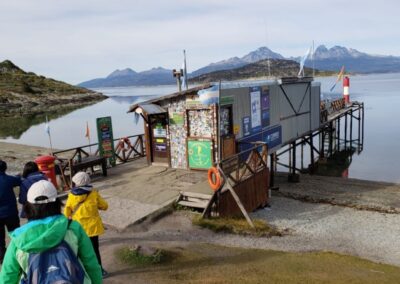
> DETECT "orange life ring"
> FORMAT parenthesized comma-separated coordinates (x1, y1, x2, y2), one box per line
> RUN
(208, 166, 222, 191)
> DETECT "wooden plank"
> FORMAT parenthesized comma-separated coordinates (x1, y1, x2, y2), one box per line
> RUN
(178, 200, 208, 209)
(180, 191, 212, 200)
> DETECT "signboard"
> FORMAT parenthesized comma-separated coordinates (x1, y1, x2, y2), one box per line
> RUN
(187, 140, 212, 169)
(169, 112, 184, 125)
(263, 125, 282, 149)
(220, 96, 234, 105)
(261, 87, 270, 128)
(242, 116, 251, 137)
(250, 87, 261, 132)
(96, 116, 116, 166)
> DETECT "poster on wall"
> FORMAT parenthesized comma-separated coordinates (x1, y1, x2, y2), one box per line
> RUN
(250, 87, 261, 132)
(242, 116, 251, 137)
(169, 112, 184, 125)
(96, 116, 116, 166)
(261, 87, 270, 128)
(187, 140, 213, 169)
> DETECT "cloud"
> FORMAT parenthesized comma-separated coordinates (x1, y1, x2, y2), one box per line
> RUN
(0, 0, 399, 83)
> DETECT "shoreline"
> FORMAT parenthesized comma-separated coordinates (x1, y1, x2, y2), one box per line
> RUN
(0, 141, 53, 175)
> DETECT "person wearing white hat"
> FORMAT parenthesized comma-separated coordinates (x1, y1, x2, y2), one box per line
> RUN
(0, 180, 102, 283)
(64, 171, 109, 278)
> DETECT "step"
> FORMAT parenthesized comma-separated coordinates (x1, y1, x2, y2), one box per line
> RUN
(180, 191, 212, 200)
(178, 200, 209, 209)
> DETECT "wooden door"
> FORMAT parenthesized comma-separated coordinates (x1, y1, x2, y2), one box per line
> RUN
(149, 113, 169, 164)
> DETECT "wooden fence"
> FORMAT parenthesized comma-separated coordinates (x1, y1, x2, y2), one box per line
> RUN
(53, 134, 146, 189)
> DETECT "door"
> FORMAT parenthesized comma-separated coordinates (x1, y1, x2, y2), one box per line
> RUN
(149, 113, 169, 165)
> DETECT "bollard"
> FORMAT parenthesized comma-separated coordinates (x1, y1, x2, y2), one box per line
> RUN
(34, 155, 58, 188)
(343, 76, 350, 104)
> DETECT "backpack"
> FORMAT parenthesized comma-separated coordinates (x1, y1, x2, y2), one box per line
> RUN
(20, 221, 85, 284)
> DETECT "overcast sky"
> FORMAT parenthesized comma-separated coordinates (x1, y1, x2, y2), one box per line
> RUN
(1, 0, 399, 84)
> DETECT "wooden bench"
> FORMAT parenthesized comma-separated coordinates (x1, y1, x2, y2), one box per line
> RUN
(71, 156, 107, 177)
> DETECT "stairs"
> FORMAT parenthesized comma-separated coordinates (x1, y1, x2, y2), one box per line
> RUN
(177, 191, 212, 210)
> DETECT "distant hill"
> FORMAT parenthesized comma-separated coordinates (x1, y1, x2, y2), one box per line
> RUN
(305, 45, 400, 73)
(190, 59, 334, 84)
(0, 60, 106, 116)
(190, 47, 285, 77)
(79, 45, 400, 87)
(78, 67, 175, 88)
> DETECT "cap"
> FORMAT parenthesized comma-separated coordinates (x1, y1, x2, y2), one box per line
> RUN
(72, 171, 91, 187)
(27, 180, 58, 204)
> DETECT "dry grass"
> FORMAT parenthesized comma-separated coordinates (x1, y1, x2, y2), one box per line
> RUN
(192, 216, 282, 237)
(112, 243, 400, 283)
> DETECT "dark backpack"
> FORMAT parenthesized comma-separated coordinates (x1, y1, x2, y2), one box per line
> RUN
(20, 221, 85, 284)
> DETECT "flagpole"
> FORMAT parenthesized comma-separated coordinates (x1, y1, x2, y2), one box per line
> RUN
(45, 116, 54, 155)
(86, 121, 92, 154)
(183, 49, 188, 90)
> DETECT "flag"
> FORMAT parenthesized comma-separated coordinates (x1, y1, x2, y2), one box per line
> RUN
(330, 66, 345, 92)
(198, 85, 219, 105)
(298, 46, 312, 77)
(85, 121, 90, 139)
(44, 116, 50, 135)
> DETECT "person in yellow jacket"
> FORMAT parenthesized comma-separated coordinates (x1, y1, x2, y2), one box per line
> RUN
(64, 171, 109, 278)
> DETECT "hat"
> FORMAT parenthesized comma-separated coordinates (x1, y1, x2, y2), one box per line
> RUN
(72, 172, 91, 187)
(27, 180, 57, 204)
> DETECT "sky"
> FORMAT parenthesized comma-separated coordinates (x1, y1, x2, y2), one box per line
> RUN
(1, 0, 399, 84)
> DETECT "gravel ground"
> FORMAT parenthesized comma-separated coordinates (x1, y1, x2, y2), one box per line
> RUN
(210, 196, 400, 267)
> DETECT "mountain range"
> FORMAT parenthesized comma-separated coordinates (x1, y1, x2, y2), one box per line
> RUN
(78, 45, 400, 88)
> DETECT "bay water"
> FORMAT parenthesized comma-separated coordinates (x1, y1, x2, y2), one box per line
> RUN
(0, 74, 399, 183)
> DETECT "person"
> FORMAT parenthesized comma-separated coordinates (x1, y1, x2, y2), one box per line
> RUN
(19, 161, 47, 218)
(0, 160, 21, 263)
(0, 180, 102, 283)
(64, 171, 109, 278)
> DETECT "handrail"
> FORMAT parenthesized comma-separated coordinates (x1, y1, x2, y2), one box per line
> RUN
(53, 134, 145, 156)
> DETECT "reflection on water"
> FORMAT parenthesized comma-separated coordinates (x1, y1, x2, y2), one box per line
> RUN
(0, 105, 85, 139)
(313, 148, 356, 178)
(0, 85, 177, 149)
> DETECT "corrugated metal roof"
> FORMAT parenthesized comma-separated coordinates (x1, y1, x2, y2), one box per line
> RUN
(136, 104, 167, 115)
(127, 83, 212, 113)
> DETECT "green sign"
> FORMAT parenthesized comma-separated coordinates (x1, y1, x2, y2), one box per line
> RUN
(170, 112, 184, 125)
(220, 96, 234, 105)
(96, 116, 116, 166)
(188, 140, 212, 169)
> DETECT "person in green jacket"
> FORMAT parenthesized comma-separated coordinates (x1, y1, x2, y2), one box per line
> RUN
(0, 180, 102, 284)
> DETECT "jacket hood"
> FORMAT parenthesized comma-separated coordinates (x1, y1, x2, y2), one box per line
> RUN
(71, 185, 93, 195)
(10, 215, 68, 253)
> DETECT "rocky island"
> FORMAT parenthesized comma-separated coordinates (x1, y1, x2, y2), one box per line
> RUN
(0, 60, 107, 139)
(0, 60, 106, 117)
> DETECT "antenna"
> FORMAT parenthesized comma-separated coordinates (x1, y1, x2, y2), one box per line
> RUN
(265, 21, 271, 78)
(312, 40, 315, 78)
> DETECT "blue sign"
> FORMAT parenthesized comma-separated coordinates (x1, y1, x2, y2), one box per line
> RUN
(263, 125, 282, 149)
(242, 116, 251, 137)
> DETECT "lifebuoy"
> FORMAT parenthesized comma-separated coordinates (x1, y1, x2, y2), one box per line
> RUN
(208, 166, 222, 191)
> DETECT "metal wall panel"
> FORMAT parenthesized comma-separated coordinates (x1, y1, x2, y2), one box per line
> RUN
(311, 84, 321, 130)
(220, 80, 320, 150)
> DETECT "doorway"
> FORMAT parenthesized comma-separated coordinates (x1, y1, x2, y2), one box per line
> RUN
(149, 113, 169, 165)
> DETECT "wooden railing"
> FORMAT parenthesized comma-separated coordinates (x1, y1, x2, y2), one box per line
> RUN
(52, 134, 146, 189)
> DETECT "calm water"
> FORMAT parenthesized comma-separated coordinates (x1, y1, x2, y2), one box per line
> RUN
(1, 74, 400, 183)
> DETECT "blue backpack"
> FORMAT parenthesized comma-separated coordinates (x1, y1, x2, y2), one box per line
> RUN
(20, 221, 85, 284)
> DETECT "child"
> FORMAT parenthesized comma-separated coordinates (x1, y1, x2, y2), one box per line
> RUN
(19, 161, 47, 218)
(64, 171, 109, 278)
(0, 180, 102, 283)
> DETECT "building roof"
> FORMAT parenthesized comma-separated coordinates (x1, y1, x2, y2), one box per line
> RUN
(127, 83, 212, 113)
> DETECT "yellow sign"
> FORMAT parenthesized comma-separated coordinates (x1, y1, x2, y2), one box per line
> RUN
(156, 139, 164, 143)
(234, 125, 240, 135)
